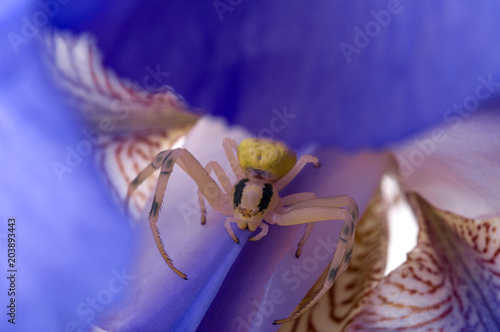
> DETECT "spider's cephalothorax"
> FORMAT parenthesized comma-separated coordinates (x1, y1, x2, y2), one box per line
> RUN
(126, 136, 359, 325)
(231, 177, 277, 230)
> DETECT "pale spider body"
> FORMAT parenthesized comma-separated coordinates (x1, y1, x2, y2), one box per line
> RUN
(232, 178, 277, 225)
(126, 137, 359, 325)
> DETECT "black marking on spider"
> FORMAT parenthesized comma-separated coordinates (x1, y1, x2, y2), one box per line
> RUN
(343, 223, 351, 236)
(233, 178, 249, 208)
(164, 158, 175, 169)
(258, 183, 273, 212)
(160, 170, 171, 175)
(328, 267, 338, 282)
(156, 150, 172, 164)
(150, 199, 161, 218)
(345, 247, 353, 264)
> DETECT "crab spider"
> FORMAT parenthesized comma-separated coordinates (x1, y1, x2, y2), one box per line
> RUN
(125, 137, 359, 325)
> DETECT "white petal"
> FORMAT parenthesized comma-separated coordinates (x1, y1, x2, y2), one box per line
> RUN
(393, 110, 500, 219)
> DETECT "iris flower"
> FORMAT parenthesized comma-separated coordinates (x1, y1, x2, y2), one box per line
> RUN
(2, 1, 500, 331)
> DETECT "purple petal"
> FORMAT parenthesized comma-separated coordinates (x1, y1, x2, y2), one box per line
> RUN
(0, 28, 133, 332)
(49, 1, 500, 150)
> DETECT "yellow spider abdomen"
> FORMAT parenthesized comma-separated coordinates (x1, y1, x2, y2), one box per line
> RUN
(237, 138, 296, 181)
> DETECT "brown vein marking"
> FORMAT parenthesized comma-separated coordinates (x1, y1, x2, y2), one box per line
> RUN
(115, 142, 130, 184)
(136, 135, 162, 148)
(451, 280, 465, 314)
(134, 147, 149, 161)
(484, 243, 500, 265)
(407, 265, 441, 292)
(483, 223, 491, 254)
(131, 148, 147, 175)
(118, 79, 140, 102)
(88, 44, 105, 95)
(413, 252, 441, 275)
(424, 247, 444, 273)
(386, 276, 445, 296)
(103, 64, 121, 99)
(376, 293, 452, 314)
(354, 304, 453, 332)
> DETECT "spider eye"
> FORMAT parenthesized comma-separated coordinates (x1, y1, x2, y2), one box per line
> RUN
(237, 138, 297, 180)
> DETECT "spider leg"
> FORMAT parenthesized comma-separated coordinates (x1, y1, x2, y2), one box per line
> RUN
(248, 223, 269, 241)
(197, 161, 233, 225)
(295, 223, 315, 258)
(223, 137, 246, 179)
(130, 148, 231, 279)
(274, 155, 320, 191)
(278, 192, 318, 258)
(148, 150, 188, 280)
(224, 217, 240, 244)
(125, 150, 171, 214)
(279, 192, 317, 206)
(270, 195, 359, 325)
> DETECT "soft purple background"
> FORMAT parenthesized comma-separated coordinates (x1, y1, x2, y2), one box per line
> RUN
(47, 1, 500, 149)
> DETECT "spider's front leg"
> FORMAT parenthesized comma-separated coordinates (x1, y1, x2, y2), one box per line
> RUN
(128, 148, 231, 280)
(270, 195, 359, 325)
(197, 161, 232, 225)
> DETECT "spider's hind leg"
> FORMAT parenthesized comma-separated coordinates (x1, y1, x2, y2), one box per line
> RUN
(271, 195, 359, 325)
(279, 192, 318, 258)
(295, 222, 315, 258)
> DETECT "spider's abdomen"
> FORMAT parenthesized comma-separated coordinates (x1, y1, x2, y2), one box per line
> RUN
(232, 178, 277, 222)
(237, 138, 296, 181)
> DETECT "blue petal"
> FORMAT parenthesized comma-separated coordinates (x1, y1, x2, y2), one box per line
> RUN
(0, 10, 133, 332)
(48, 1, 500, 150)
